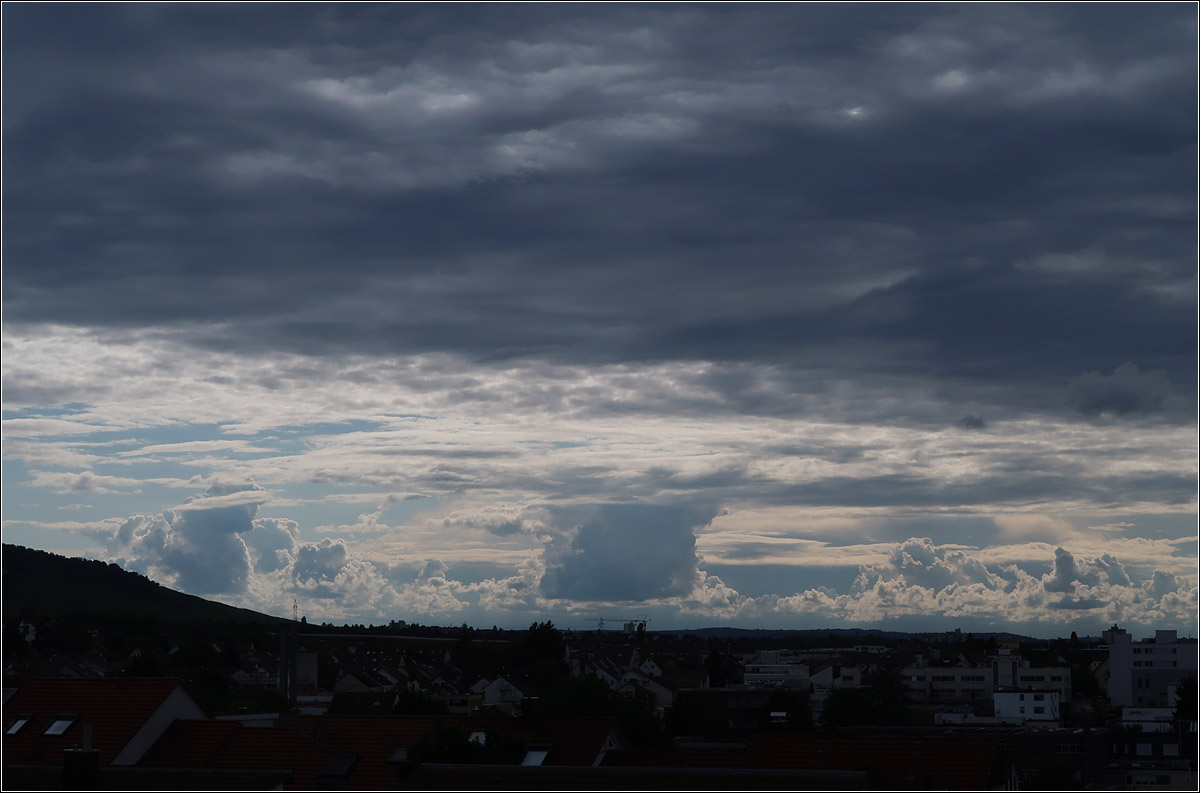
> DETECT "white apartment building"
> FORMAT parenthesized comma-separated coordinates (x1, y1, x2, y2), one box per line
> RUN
(1103, 626, 1198, 708)
(744, 650, 811, 687)
(903, 654, 1070, 701)
(744, 650, 862, 690)
(994, 689, 1061, 723)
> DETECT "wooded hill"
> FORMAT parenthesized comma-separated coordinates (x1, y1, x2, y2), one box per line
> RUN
(2, 543, 283, 626)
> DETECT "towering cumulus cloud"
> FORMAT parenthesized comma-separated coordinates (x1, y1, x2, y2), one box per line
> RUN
(109, 484, 269, 595)
(539, 504, 718, 602)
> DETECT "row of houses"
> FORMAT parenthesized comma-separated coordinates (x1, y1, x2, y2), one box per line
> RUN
(9, 675, 1197, 791)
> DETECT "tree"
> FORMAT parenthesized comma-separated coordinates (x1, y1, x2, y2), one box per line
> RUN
(1173, 677, 1197, 724)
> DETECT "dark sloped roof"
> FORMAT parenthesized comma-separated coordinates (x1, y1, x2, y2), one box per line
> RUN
(605, 734, 1010, 790)
(2, 678, 196, 765)
(533, 717, 623, 766)
(2, 762, 292, 790)
(751, 734, 1007, 789)
(138, 719, 240, 767)
(136, 712, 626, 789)
(405, 763, 869, 790)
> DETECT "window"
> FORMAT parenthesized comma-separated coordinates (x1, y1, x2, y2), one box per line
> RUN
(319, 752, 358, 778)
(1019, 707, 1025, 714)
(1034, 707, 1045, 714)
(1050, 676, 1062, 682)
(522, 745, 552, 766)
(1164, 744, 1179, 757)
(1034, 694, 1045, 701)
(43, 716, 76, 736)
(5, 715, 32, 736)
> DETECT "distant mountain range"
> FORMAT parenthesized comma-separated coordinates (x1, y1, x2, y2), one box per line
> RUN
(1, 544, 283, 626)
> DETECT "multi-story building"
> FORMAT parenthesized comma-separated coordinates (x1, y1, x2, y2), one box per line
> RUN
(903, 653, 1070, 702)
(744, 650, 811, 688)
(1103, 626, 1198, 708)
(994, 689, 1061, 723)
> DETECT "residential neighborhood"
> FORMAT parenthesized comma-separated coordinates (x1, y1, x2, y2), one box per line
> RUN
(4, 609, 1196, 790)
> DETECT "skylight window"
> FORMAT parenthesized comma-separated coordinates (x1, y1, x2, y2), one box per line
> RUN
(522, 747, 550, 766)
(43, 716, 77, 736)
(319, 752, 358, 778)
(6, 715, 32, 735)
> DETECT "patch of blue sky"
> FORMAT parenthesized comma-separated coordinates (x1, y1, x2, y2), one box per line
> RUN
(2, 402, 91, 419)
(702, 563, 858, 599)
(1113, 512, 1200, 538)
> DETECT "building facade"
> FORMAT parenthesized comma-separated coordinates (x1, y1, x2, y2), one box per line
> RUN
(1103, 626, 1198, 708)
(903, 654, 1070, 701)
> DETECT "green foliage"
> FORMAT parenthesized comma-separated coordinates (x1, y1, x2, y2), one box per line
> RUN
(820, 688, 877, 729)
(704, 648, 743, 687)
(1070, 661, 1102, 699)
(1173, 676, 1197, 722)
(822, 662, 914, 728)
(524, 621, 565, 662)
(763, 688, 814, 733)
(538, 675, 666, 749)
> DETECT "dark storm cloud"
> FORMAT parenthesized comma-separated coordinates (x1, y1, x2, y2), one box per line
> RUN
(1069, 363, 1173, 416)
(3, 4, 1194, 420)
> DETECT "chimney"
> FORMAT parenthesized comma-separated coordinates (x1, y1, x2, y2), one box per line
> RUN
(62, 747, 99, 790)
(521, 696, 540, 729)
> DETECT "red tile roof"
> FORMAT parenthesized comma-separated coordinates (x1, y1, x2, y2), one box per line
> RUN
(138, 719, 240, 767)
(2, 678, 198, 766)
(137, 713, 625, 789)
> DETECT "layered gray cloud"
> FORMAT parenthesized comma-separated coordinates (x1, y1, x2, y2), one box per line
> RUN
(3, 4, 1194, 425)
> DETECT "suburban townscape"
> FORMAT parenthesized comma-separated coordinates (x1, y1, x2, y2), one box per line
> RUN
(3, 546, 1196, 790)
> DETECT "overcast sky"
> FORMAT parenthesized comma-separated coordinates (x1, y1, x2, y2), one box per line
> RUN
(3, 3, 1196, 637)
